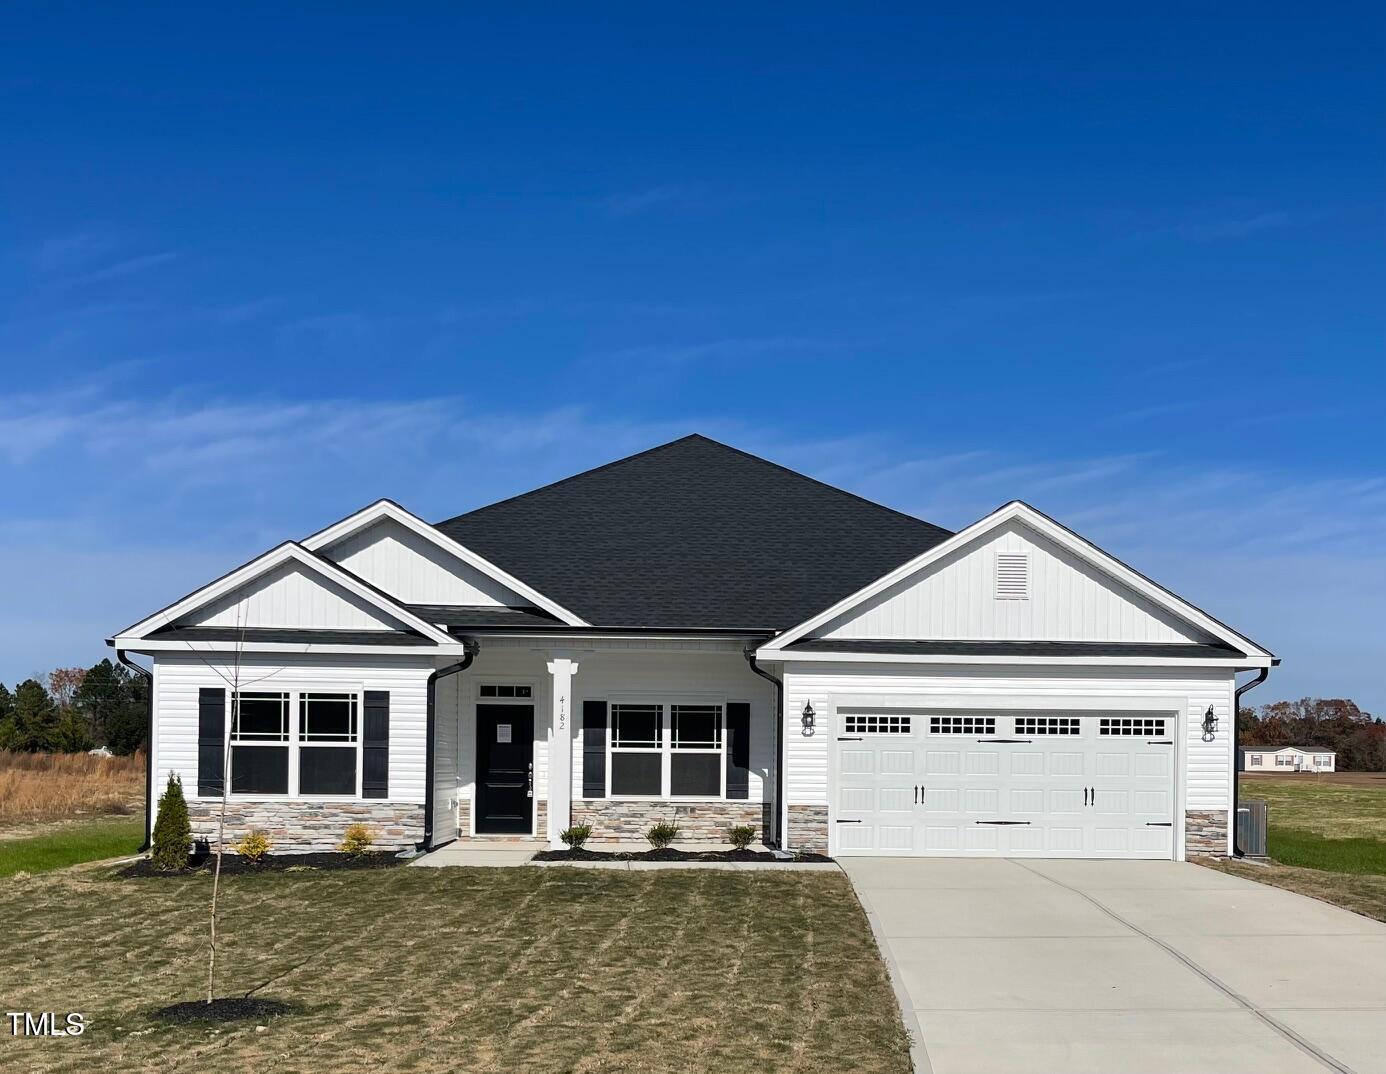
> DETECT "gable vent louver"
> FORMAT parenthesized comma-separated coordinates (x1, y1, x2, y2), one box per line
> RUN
(995, 552, 1029, 600)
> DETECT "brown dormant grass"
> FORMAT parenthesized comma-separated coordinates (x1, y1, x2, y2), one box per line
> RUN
(0, 750, 143, 827)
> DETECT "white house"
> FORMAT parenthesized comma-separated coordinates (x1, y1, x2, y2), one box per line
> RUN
(1243, 747, 1335, 773)
(110, 435, 1277, 860)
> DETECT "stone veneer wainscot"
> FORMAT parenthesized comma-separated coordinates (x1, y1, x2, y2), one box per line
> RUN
(1184, 809, 1229, 855)
(788, 804, 829, 855)
(571, 800, 768, 843)
(188, 801, 423, 853)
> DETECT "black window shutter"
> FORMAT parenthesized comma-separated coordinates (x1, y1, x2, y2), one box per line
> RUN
(725, 702, 750, 800)
(197, 688, 226, 797)
(582, 699, 607, 798)
(362, 690, 390, 799)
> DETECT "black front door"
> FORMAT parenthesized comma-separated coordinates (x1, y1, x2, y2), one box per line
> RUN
(476, 705, 534, 834)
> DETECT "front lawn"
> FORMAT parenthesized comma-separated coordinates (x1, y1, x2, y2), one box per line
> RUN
(1206, 774, 1386, 922)
(0, 815, 143, 878)
(1239, 774, 1386, 877)
(1239, 773, 1386, 840)
(1204, 857, 1386, 924)
(0, 864, 910, 1074)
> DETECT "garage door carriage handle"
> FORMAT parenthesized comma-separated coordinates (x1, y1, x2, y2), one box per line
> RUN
(975, 820, 1031, 825)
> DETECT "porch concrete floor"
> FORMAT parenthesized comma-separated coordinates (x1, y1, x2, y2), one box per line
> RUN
(409, 839, 546, 867)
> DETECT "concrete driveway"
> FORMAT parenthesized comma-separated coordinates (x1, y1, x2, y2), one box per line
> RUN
(841, 857, 1386, 1074)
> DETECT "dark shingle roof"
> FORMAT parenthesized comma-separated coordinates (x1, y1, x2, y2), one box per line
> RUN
(436, 435, 951, 630)
(408, 605, 563, 629)
(148, 627, 433, 646)
(783, 640, 1246, 659)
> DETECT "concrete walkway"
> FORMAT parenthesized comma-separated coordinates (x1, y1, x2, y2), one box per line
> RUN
(841, 857, 1386, 1074)
(408, 839, 546, 867)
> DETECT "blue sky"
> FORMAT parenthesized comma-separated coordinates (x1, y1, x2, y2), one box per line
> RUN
(2, 6, 1382, 710)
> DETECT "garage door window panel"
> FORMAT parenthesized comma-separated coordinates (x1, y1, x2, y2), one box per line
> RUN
(930, 716, 995, 735)
(1099, 717, 1167, 737)
(844, 714, 912, 734)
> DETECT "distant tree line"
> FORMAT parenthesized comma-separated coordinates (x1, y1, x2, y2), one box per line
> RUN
(0, 660, 147, 755)
(1239, 697, 1385, 771)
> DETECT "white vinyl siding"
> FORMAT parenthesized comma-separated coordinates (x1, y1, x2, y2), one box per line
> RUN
(782, 664, 1235, 832)
(323, 518, 533, 607)
(432, 672, 463, 842)
(149, 652, 434, 816)
(181, 561, 406, 630)
(818, 519, 1208, 644)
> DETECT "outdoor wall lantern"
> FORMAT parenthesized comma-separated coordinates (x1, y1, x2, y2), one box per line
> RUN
(1202, 705, 1218, 742)
(801, 701, 816, 736)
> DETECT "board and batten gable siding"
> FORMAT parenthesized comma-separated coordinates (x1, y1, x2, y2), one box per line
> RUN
(179, 561, 407, 631)
(149, 652, 435, 818)
(322, 518, 533, 608)
(818, 519, 1208, 644)
(781, 663, 1235, 841)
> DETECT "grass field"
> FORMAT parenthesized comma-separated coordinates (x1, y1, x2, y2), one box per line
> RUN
(0, 750, 143, 830)
(0, 864, 909, 1074)
(1209, 774, 1386, 921)
(0, 815, 144, 877)
(1240, 772, 1386, 840)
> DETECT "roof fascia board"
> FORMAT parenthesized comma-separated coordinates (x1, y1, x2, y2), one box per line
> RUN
(109, 638, 469, 657)
(115, 541, 454, 645)
(762, 501, 1271, 658)
(301, 499, 589, 627)
(756, 647, 1273, 669)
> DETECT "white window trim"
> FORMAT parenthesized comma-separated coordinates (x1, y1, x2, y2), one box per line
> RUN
(605, 696, 728, 802)
(225, 686, 365, 801)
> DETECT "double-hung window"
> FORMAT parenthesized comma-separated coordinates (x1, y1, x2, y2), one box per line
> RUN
(299, 693, 359, 795)
(610, 704, 663, 796)
(609, 701, 726, 799)
(669, 705, 722, 796)
(230, 692, 290, 795)
(228, 689, 361, 798)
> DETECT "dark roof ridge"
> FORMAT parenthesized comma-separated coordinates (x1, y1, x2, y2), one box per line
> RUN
(437, 434, 707, 525)
(439, 433, 951, 538)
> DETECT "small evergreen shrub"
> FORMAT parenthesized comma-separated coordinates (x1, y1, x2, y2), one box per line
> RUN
(560, 824, 592, 850)
(646, 821, 679, 850)
(151, 773, 192, 870)
(235, 828, 272, 862)
(727, 824, 757, 851)
(338, 823, 376, 857)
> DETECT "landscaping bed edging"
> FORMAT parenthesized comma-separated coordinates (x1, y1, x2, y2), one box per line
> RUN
(118, 851, 402, 878)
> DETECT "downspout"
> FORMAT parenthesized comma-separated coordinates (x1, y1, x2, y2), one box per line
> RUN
(420, 638, 479, 853)
(1231, 666, 1271, 858)
(116, 650, 154, 852)
(744, 646, 784, 848)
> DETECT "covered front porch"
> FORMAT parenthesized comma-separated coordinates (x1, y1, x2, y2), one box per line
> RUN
(428, 636, 781, 850)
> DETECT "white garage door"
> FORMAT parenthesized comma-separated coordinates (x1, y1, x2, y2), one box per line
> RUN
(832, 712, 1175, 858)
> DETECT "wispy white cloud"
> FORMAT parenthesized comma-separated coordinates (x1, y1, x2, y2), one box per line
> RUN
(0, 391, 1380, 709)
(34, 232, 120, 273)
(601, 337, 842, 364)
(1134, 210, 1299, 244)
(1171, 211, 1291, 242)
(68, 251, 179, 285)
(599, 185, 694, 218)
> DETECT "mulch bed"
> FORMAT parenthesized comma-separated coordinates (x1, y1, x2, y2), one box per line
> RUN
(151, 997, 295, 1024)
(532, 847, 834, 863)
(119, 851, 401, 878)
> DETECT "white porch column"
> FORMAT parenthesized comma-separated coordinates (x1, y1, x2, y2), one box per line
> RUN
(545, 655, 579, 849)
